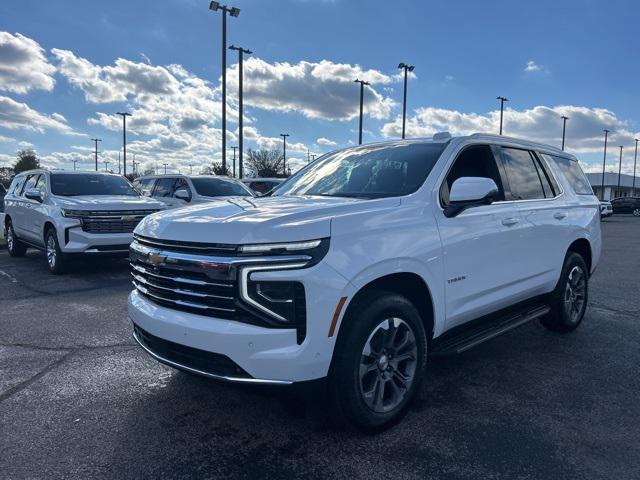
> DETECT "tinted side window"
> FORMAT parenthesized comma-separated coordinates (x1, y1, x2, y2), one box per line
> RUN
(173, 178, 192, 199)
(134, 178, 155, 196)
(548, 155, 593, 195)
(440, 145, 505, 205)
(35, 174, 47, 194)
(10, 176, 26, 194)
(500, 148, 545, 200)
(22, 174, 40, 195)
(153, 178, 177, 197)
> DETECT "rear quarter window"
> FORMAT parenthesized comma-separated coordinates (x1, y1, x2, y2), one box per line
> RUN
(547, 155, 593, 195)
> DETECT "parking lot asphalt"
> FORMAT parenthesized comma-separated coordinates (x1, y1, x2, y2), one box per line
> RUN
(1, 216, 639, 480)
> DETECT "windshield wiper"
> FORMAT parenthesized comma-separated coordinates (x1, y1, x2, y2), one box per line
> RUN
(310, 193, 371, 199)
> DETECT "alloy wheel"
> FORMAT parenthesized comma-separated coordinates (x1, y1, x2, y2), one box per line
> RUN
(6, 227, 13, 251)
(46, 234, 57, 269)
(564, 266, 586, 324)
(633, 208, 640, 217)
(359, 317, 418, 413)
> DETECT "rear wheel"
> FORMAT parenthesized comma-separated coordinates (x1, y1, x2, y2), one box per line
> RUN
(540, 252, 588, 333)
(329, 291, 427, 431)
(5, 220, 27, 257)
(45, 228, 67, 274)
(633, 208, 640, 217)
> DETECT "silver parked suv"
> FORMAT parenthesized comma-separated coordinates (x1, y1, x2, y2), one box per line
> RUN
(3, 170, 164, 273)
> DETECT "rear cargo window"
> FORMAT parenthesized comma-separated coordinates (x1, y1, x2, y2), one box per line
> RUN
(547, 155, 593, 195)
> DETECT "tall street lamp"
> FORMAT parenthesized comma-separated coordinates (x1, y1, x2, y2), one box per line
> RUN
(163, 163, 169, 175)
(229, 44, 252, 179)
(496, 96, 508, 135)
(103, 160, 110, 172)
(617, 146, 623, 198)
(230, 146, 238, 177)
(91, 138, 101, 171)
(600, 129, 610, 201)
(561, 115, 569, 151)
(355, 79, 370, 145)
(72, 159, 78, 171)
(116, 112, 131, 176)
(280, 133, 289, 175)
(633, 138, 638, 196)
(209, 1, 240, 174)
(398, 63, 414, 140)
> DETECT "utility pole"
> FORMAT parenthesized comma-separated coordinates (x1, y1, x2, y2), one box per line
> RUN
(118, 152, 121, 174)
(209, 2, 240, 174)
(561, 115, 569, 151)
(280, 133, 289, 175)
(601, 129, 610, 201)
(230, 146, 238, 177)
(617, 146, 623, 199)
(398, 63, 414, 139)
(496, 96, 508, 135)
(91, 138, 101, 171)
(116, 112, 131, 176)
(73, 159, 78, 171)
(633, 138, 638, 196)
(229, 44, 251, 179)
(354, 79, 370, 145)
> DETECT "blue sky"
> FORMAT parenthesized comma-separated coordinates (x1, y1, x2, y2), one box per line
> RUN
(1, 0, 639, 175)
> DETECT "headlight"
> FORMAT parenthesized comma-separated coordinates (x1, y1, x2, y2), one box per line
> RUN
(238, 239, 321, 254)
(61, 209, 86, 218)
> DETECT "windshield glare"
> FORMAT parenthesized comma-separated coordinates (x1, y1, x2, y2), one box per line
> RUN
(50, 174, 139, 196)
(191, 177, 252, 197)
(273, 142, 447, 199)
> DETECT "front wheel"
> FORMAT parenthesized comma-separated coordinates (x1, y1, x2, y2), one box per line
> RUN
(633, 208, 640, 217)
(329, 291, 427, 431)
(45, 228, 67, 274)
(540, 252, 589, 333)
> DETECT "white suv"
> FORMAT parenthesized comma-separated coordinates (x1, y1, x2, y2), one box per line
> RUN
(133, 174, 254, 209)
(128, 134, 601, 430)
(4, 170, 164, 273)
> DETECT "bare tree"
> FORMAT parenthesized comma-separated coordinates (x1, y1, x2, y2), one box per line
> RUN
(201, 163, 229, 176)
(245, 149, 285, 178)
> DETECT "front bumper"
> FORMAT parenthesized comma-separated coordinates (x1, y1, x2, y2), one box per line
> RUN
(58, 221, 133, 253)
(128, 259, 351, 383)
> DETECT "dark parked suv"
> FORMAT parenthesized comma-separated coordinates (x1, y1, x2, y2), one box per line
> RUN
(611, 197, 640, 216)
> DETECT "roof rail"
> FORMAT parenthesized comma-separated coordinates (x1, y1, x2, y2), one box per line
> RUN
(469, 132, 566, 154)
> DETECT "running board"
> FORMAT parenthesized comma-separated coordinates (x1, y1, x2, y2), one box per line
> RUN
(430, 304, 550, 356)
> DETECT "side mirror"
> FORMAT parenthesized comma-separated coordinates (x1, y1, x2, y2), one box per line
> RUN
(444, 177, 499, 217)
(174, 188, 191, 202)
(24, 188, 43, 203)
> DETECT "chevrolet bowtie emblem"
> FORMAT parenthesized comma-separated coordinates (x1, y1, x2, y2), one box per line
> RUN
(147, 253, 167, 266)
(121, 215, 138, 222)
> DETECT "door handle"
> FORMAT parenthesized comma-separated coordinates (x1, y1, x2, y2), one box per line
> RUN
(501, 217, 519, 226)
(554, 212, 568, 220)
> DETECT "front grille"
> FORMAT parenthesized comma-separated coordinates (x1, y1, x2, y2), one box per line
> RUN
(134, 324, 251, 378)
(75, 210, 159, 235)
(130, 260, 237, 317)
(134, 234, 238, 256)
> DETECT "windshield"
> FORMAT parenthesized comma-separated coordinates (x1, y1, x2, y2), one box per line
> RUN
(273, 142, 447, 198)
(50, 174, 139, 196)
(191, 177, 253, 197)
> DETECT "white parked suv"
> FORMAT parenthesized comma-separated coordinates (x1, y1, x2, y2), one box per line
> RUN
(4, 170, 164, 273)
(129, 134, 601, 430)
(133, 174, 254, 209)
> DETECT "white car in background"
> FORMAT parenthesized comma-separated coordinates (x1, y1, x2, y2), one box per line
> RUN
(133, 174, 255, 208)
(241, 177, 284, 195)
(600, 200, 613, 218)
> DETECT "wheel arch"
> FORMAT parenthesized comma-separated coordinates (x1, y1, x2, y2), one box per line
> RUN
(567, 237, 592, 273)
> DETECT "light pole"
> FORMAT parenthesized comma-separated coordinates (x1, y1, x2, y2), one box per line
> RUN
(561, 115, 569, 151)
(118, 152, 121, 174)
(163, 163, 169, 175)
(116, 112, 131, 176)
(72, 159, 78, 171)
(617, 146, 623, 199)
(91, 138, 101, 171)
(230, 146, 238, 177)
(355, 79, 370, 145)
(398, 63, 414, 139)
(496, 96, 508, 135)
(209, 2, 240, 174)
(229, 45, 251, 179)
(189, 164, 194, 175)
(633, 138, 638, 196)
(280, 133, 289, 175)
(600, 129, 610, 201)
(103, 160, 110, 172)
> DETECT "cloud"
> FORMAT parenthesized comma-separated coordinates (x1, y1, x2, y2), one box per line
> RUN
(381, 105, 639, 156)
(0, 134, 14, 143)
(0, 95, 74, 133)
(0, 32, 56, 94)
(226, 58, 396, 121)
(316, 137, 337, 146)
(524, 60, 541, 72)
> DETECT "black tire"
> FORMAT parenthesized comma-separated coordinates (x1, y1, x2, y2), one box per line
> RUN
(540, 252, 589, 333)
(328, 290, 427, 432)
(44, 227, 67, 274)
(5, 219, 27, 257)
(633, 208, 640, 217)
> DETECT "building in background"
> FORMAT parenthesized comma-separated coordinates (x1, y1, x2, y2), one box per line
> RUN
(587, 173, 639, 201)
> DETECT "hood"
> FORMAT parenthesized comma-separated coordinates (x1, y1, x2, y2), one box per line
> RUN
(53, 195, 165, 211)
(136, 195, 400, 244)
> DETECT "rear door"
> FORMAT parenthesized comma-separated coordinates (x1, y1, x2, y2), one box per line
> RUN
(13, 173, 39, 239)
(498, 148, 568, 295)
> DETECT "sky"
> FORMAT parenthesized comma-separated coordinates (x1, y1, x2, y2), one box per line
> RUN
(1, 0, 640, 176)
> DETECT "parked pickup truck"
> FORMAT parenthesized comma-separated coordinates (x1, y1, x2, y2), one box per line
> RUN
(4, 170, 164, 273)
(129, 133, 601, 430)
